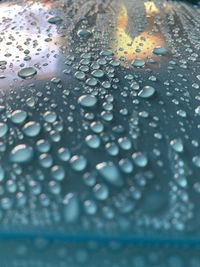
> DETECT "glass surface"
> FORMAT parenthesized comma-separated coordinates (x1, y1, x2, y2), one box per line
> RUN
(0, 0, 200, 265)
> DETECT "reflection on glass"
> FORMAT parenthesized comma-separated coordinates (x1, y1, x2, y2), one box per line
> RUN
(113, 1, 171, 63)
(0, 1, 61, 85)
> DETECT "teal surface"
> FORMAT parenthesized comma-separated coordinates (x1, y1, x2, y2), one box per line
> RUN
(0, 0, 200, 265)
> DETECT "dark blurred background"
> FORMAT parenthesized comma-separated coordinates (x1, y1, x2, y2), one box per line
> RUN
(175, 0, 200, 4)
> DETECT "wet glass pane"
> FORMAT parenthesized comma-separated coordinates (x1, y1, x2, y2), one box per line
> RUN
(0, 0, 200, 265)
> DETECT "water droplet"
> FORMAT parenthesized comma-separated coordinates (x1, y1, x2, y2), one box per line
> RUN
(10, 144, 34, 163)
(118, 137, 132, 150)
(75, 71, 86, 81)
(85, 134, 100, 149)
(51, 165, 65, 181)
(105, 142, 119, 156)
(192, 156, 200, 168)
(1, 198, 12, 210)
(93, 183, 109, 200)
(39, 153, 53, 168)
(132, 59, 145, 68)
(63, 193, 79, 223)
(43, 111, 57, 123)
(77, 28, 92, 39)
(48, 16, 62, 25)
(96, 162, 123, 187)
(119, 158, 134, 173)
(195, 106, 200, 116)
(11, 110, 27, 124)
(170, 139, 184, 153)
(18, 67, 37, 79)
(0, 122, 8, 137)
(90, 121, 104, 133)
(83, 172, 96, 187)
(78, 95, 97, 108)
(86, 77, 97, 86)
(138, 86, 156, 99)
(84, 200, 97, 215)
(23, 121, 41, 137)
(70, 155, 87, 171)
(132, 152, 148, 167)
(36, 139, 51, 153)
(91, 69, 104, 78)
(153, 47, 167, 56)
(58, 147, 71, 162)
(49, 180, 60, 195)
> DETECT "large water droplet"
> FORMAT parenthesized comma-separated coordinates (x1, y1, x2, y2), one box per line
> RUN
(39, 153, 53, 168)
(48, 16, 62, 25)
(132, 59, 145, 68)
(91, 69, 104, 78)
(10, 144, 34, 163)
(18, 67, 37, 79)
(51, 165, 65, 181)
(138, 86, 156, 99)
(36, 139, 51, 153)
(43, 111, 57, 123)
(70, 155, 87, 171)
(58, 147, 71, 162)
(132, 152, 148, 167)
(170, 139, 184, 153)
(85, 134, 100, 149)
(11, 110, 27, 124)
(78, 95, 97, 108)
(75, 71, 86, 81)
(63, 193, 79, 223)
(119, 158, 134, 174)
(153, 47, 167, 56)
(96, 162, 123, 187)
(23, 121, 41, 137)
(84, 200, 97, 215)
(93, 183, 109, 200)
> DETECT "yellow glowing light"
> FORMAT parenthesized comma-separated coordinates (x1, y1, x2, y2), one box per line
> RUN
(113, 1, 165, 63)
(144, 2, 160, 15)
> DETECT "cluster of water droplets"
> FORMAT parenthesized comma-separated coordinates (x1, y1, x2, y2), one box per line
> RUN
(0, 0, 200, 241)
